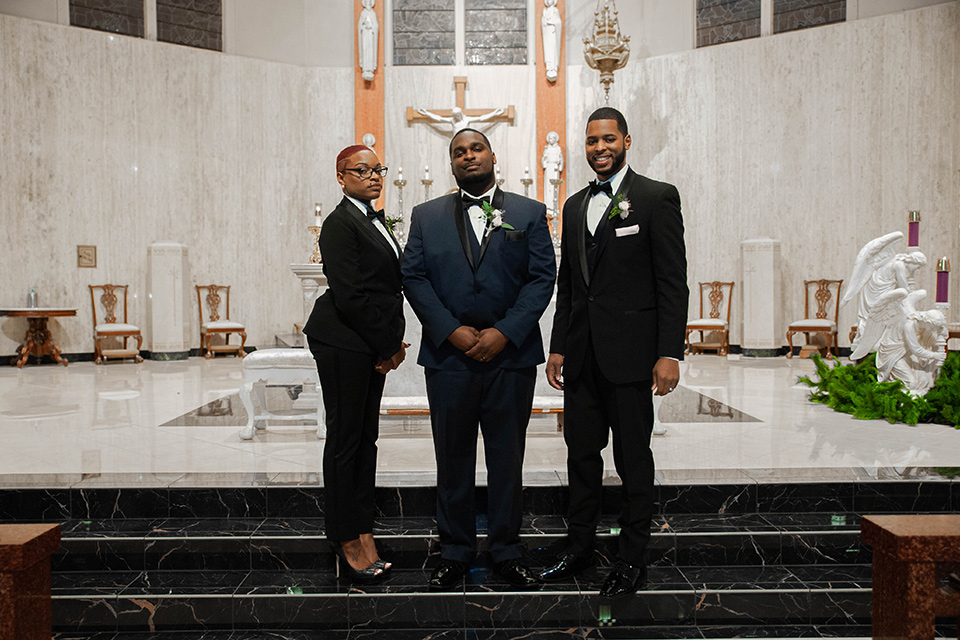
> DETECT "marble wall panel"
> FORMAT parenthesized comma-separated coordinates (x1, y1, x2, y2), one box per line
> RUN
(0, 14, 352, 357)
(567, 3, 958, 347)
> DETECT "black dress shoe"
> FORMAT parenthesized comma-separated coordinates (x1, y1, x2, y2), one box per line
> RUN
(429, 558, 466, 590)
(599, 561, 647, 598)
(538, 553, 592, 582)
(496, 558, 539, 589)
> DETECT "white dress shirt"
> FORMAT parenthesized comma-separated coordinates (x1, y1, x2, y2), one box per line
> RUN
(345, 194, 399, 258)
(586, 164, 629, 236)
(461, 184, 499, 245)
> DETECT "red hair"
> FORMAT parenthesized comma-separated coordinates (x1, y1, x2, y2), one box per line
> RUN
(336, 144, 372, 170)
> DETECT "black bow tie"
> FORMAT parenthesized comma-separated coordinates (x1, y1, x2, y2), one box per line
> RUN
(365, 206, 386, 223)
(588, 180, 613, 197)
(462, 195, 491, 210)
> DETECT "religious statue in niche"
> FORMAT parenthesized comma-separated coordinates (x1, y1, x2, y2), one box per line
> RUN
(358, 0, 378, 81)
(541, 0, 562, 82)
(843, 231, 947, 395)
(541, 131, 563, 215)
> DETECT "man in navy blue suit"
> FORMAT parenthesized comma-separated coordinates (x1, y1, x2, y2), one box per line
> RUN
(402, 128, 556, 589)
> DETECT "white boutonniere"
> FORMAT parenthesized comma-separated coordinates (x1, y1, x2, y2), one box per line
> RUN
(385, 216, 401, 232)
(481, 200, 515, 236)
(608, 194, 631, 220)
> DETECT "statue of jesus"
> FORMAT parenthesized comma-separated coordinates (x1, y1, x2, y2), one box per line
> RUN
(416, 106, 505, 134)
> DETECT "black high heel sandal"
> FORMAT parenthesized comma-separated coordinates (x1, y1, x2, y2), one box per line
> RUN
(332, 543, 385, 584)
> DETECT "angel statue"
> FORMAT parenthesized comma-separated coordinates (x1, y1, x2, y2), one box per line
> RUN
(843, 232, 945, 395)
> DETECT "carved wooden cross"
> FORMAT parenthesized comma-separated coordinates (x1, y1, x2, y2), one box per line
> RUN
(406, 76, 515, 130)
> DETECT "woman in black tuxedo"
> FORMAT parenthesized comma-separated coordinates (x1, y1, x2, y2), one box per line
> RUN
(303, 144, 406, 582)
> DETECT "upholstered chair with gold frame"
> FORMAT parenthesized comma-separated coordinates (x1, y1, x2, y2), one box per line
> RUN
(88, 284, 144, 364)
(786, 279, 843, 359)
(685, 281, 734, 356)
(196, 284, 246, 359)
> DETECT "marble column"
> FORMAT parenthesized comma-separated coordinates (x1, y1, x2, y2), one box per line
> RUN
(146, 243, 192, 360)
(740, 239, 782, 357)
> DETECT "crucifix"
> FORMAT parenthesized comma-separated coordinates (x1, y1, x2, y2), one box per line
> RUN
(407, 76, 515, 135)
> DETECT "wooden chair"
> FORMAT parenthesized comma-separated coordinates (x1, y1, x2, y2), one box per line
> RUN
(786, 279, 842, 359)
(685, 281, 734, 356)
(88, 284, 143, 364)
(196, 284, 246, 359)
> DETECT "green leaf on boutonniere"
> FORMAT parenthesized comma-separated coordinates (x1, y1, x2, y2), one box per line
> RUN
(481, 200, 515, 233)
(608, 193, 632, 220)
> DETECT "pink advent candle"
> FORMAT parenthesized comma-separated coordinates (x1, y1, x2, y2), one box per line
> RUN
(908, 210, 921, 247)
(936, 257, 950, 303)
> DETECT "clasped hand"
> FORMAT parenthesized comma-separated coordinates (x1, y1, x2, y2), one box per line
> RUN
(374, 342, 410, 375)
(448, 326, 508, 362)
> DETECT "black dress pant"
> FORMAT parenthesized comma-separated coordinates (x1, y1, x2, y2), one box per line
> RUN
(564, 339, 655, 567)
(425, 366, 536, 565)
(310, 340, 385, 543)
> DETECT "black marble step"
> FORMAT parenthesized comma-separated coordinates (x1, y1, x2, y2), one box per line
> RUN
(48, 513, 868, 573)
(3, 478, 958, 521)
(9, 479, 956, 637)
(51, 564, 872, 633)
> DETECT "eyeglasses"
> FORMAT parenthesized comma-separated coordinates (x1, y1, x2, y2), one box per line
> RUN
(342, 165, 388, 179)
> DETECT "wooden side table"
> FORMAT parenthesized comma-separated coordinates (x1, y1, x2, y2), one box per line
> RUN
(861, 515, 960, 640)
(0, 524, 61, 640)
(0, 308, 77, 367)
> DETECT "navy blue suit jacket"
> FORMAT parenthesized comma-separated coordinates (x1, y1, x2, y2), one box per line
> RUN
(401, 188, 556, 371)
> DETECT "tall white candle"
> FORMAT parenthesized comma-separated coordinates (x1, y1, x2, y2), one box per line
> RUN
(398, 167, 403, 181)
(424, 165, 430, 180)
(524, 167, 530, 179)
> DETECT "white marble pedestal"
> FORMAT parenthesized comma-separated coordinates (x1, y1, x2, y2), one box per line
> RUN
(740, 239, 782, 357)
(289, 264, 327, 410)
(146, 243, 191, 360)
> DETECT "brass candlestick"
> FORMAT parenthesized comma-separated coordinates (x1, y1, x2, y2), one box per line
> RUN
(548, 177, 563, 247)
(393, 175, 407, 246)
(520, 171, 533, 198)
(308, 226, 322, 264)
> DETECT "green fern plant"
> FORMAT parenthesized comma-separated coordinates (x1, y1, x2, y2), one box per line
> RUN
(799, 352, 960, 428)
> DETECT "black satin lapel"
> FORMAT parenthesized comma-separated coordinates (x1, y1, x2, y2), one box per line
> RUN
(476, 187, 504, 266)
(345, 203, 397, 259)
(576, 191, 591, 287)
(453, 192, 476, 270)
(594, 170, 635, 265)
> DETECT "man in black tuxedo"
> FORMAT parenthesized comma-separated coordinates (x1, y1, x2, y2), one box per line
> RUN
(539, 108, 688, 597)
(402, 129, 556, 589)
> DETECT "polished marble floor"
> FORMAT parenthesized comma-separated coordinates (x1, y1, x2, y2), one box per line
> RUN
(1, 354, 958, 488)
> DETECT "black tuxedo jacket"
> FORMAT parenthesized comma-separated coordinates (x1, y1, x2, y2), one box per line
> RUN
(303, 197, 405, 360)
(550, 168, 688, 384)
(402, 187, 556, 370)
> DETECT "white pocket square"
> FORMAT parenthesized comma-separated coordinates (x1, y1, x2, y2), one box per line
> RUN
(615, 224, 639, 237)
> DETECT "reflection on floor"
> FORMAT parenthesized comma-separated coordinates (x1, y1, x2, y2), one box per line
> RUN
(1, 354, 957, 487)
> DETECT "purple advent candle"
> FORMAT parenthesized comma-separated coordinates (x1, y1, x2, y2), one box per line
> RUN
(936, 257, 950, 303)
(908, 210, 921, 247)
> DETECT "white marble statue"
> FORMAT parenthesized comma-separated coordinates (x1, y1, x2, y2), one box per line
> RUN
(416, 106, 504, 134)
(541, 131, 563, 214)
(541, 0, 562, 82)
(358, 0, 378, 81)
(843, 232, 945, 395)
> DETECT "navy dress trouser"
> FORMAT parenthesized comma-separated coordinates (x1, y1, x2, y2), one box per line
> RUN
(425, 365, 536, 565)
